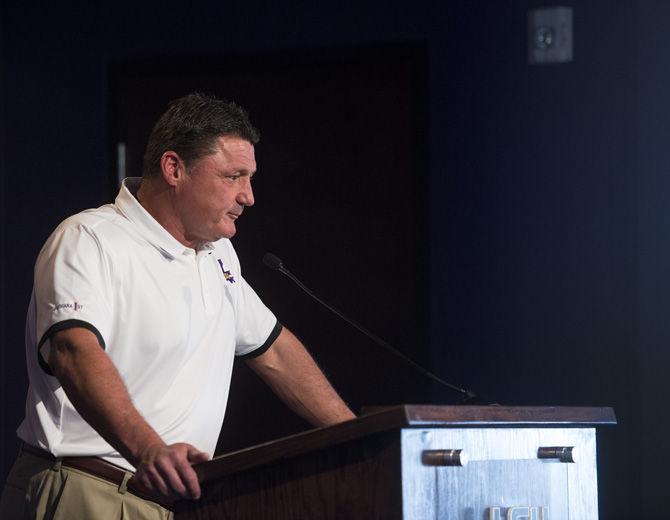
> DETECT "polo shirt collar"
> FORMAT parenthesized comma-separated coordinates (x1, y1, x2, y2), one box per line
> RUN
(115, 177, 216, 259)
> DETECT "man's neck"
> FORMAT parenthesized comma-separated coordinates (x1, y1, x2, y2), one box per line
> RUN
(135, 179, 204, 250)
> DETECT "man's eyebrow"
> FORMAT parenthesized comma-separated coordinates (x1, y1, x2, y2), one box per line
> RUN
(222, 169, 256, 176)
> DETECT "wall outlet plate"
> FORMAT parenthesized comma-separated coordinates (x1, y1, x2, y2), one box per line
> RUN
(527, 6, 573, 64)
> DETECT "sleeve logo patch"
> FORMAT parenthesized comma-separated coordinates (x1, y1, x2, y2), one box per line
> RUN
(54, 302, 83, 311)
(217, 259, 236, 284)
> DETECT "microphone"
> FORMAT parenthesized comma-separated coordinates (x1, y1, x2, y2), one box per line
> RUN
(262, 252, 478, 403)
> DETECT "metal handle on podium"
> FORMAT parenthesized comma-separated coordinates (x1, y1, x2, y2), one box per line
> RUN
(421, 449, 468, 467)
(538, 446, 577, 463)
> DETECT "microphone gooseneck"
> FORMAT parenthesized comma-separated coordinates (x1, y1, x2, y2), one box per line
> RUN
(263, 252, 478, 403)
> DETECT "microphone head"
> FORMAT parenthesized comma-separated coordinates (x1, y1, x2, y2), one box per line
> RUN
(461, 390, 480, 404)
(263, 252, 284, 271)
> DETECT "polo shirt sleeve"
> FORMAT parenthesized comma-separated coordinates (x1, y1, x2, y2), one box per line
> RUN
(33, 221, 113, 373)
(234, 274, 281, 359)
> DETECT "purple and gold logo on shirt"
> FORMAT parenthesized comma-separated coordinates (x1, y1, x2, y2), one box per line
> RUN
(217, 259, 236, 284)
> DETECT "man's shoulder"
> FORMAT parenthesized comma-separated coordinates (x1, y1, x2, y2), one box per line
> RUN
(46, 204, 134, 251)
(58, 204, 119, 229)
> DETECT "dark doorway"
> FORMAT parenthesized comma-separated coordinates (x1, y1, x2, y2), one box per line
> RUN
(109, 43, 431, 453)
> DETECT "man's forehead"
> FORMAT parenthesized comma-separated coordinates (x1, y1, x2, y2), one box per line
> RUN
(213, 135, 255, 154)
(204, 135, 256, 174)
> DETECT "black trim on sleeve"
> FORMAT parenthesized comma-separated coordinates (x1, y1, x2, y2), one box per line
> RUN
(37, 320, 107, 376)
(236, 321, 283, 360)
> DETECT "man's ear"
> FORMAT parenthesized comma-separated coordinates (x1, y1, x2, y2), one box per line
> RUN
(160, 151, 184, 187)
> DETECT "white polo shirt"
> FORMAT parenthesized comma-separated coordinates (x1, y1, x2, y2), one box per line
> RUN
(17, 178, 280, 471)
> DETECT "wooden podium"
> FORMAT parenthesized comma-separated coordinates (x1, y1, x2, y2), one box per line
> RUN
(174, 405, 615, 519)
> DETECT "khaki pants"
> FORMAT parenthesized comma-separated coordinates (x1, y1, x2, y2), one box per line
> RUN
(0, 448, 173, 520)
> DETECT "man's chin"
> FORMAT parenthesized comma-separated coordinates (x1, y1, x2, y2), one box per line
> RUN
(216, 225, 237, 240)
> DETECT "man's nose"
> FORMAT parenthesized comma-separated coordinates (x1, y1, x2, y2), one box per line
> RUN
(237, 179, 255, 207)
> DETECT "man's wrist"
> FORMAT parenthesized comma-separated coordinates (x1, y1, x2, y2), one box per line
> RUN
(124, 428, 167, 468)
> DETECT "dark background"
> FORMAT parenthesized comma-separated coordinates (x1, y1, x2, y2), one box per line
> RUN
(1, 1, 668, 518)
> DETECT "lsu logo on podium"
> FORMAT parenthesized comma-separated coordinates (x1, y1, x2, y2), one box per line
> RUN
(488, 506, 549, 520)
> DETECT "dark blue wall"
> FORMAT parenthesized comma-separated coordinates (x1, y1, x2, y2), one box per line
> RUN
(431, 3, 641, 517)
(635, 1, 670, 512)
(2, 1, 668, 517)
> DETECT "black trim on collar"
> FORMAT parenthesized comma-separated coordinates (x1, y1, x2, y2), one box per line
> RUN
(38, 320, 107, 376)
(237, 321, 283, 360)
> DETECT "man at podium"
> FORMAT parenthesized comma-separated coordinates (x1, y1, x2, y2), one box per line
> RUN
(0, 93, 355, 519)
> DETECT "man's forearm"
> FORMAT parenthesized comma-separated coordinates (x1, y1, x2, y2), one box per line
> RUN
(48, 327, 207, 499)
(49, 328, 163, 466)
(245, 327, 355, 427)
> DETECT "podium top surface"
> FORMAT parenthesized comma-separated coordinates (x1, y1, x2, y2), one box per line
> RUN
(376, 404, 616, 426)
(195, 405, 615, 484)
